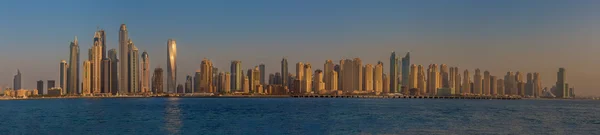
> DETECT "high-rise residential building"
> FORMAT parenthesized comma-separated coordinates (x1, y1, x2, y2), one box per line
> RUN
(483, 71, 491, 95)
(140, 51, 150, 93)
(427, 64, 439, 95)
(128, 42, 139, 93)
(353, 58, 363, 91)
(440, 64, 449, 88)
(409, 64, 417, 89)
(490, 76, 497, 95)
(324, 60, 334, 91)
(363, 64, 373, 92)
(401, 52, 410, 92)
(230, 60, 242, 91)
(526, 73, 534, 96)
(281, 58, 288, 90)
(453, 67, 460, 93)
(328, 71, 338, 92)
(243, 75, 249, 93)
(47, 80, 55, 90)
(90, 35, 102, 94)
(194, 70, 201, 93)
(152, 67, 164, 94)
(119, 24, 129, 94)
(296, 62, 305, 92)
(417, 65, 427, 95)
(37, 80, 44, 95)
(67, 37, 80, 95)
(449, 67, 455, 90)
(314, 70, 325, 93)
(334, 64, 341, 91)
(302, 64, 312, 93)
(473, 69, 482, 95)
(60, 60, 68, 94)
(341, 59, 354, 93)
(533, 72, 541, 97)
(462, 70, 471, 94)
(167, 39, 177, 93)
(252, 66, 261, 93)
(185, 75, 193, 93)
(497, 79, 505, 95)
(200, 58, 214, 93)
(177, 84, 184, 93)
(383, 73, 389, 93)
(515, 71, 524, 96)
(13, 69, 22, 90)
(101, 58, 111, 93)
(94, 30, 107, 95)
(259, 64, 265, 85)
(224, 72, 231, 93)
(247, 69, 253, 92)
(504, 72, 516, 95)
(389, 52, 398, 93)
(374, 62, 383, 93)
(83, 60, 91, 95)
(108, 49, 118, 94)
(556, 68, 567, 98)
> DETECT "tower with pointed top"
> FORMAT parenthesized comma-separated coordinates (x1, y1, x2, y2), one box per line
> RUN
(141, 51, 150, 93)
(68, 36, 80, 95)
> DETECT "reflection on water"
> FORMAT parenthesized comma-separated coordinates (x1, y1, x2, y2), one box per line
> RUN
(164, 98, 182, 134)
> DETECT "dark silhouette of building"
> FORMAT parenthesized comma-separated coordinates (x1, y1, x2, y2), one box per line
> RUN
(152, 67, 164, 94)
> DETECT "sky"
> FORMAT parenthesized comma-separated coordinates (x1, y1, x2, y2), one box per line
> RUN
(0, 0, 599, 96)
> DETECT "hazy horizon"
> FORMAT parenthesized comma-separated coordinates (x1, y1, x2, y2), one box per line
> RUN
(1, 0, 599, 96)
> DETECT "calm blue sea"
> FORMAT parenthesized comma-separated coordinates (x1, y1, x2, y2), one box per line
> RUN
(0, 98, 599, 135)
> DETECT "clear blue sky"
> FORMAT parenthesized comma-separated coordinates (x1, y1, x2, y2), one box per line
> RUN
(1, 0, 599, 95)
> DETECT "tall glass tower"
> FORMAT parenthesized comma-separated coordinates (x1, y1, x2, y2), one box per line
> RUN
(389, 52, 398, 93)
(119, 24, 129, 94)
(401, 52, 410, 90)
(230, 60, 242, 91)
(68, 36, 80, 95)
(281, 58, 288, 89)
(167, 39, 177, 93)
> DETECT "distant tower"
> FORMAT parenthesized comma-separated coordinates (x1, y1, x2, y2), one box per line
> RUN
(374, 62, 384, 93)
(60, 60, 68, 94)
(119, 24, 129, 94)
(152, 67, 164, 94)
(533, 73, 541, 98)
(281, 58, 288, 89)
(302, 64, 312, 93)
(401, 52, 410, 91)
(440, 64, 449, 88)
(167, 39, 177, 93)
(462, 70, 470, 94)
(483, 71, 491, 95)
(101, 58, 111, 93)
(13, 70, 21, 90)
(328, 70, 338, 92)
(259, 64, 265, 85)
(341, 59, 354, 93)
(490, 76, 497, 95)
(417, 65, 427, 95)
(353, 58, 363, 91)
(68, 37, 80, 95)
(185, 75, 193, 93)
(324, 60, 334, 91)
(91, 34, 102, 94)
(37, 80, 44, 95)
(427, 64, 439, 95)
(314, 70, 325, 93)
(556, 68, 567, 98)
(526, 73, 534, 96)
(128, 41, 139, 93)
(363, 64, 373, 92)
(82, 60, 91, 95)
(473, 69, 482, 95)
(497, 79, 505, 95)
(141, 51, 150, 93)
(296, 62, 305, 92)
(230, 60, 242, 91)
(224, 72, 231, 93)
(389, 52, 398, 93)
(108, 49, 118, 95)
(200, 59, 214, 93)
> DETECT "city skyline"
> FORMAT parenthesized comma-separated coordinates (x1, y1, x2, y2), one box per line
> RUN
(0, 0, 599, 96)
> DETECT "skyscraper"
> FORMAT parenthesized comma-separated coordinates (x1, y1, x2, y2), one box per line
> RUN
(259, 64, 265, 85)
(200, 58, 214, 93)
(101, 58, 111, 93)
(401, 52, 410, 92)
(108, 49, 118, 95)
(230, 60, 242, 91)
(328, 70, 338, 92)
(296, 62, 305, 92)
(440, 64, 449, 88)
(363, 64, 373, 92)
(281, 58, 288, 90)
(129, 42, 139, 93)
(526, 73, 534, 96)
(224, 72, 231, 93)
(504, 72, 516, 95)
(141, 51, 150, 93)
(533, 72, 541, 98)
(37, 80, 44, 95)
(515, 71, 524, 96)
(68, 37, 80, 95)
(47, 80, 55, 90)
(483, 71, 490, 95)
(303, 64, 312, 93)
(389, 52, 398, 93)
(417, 65, 427, 95)
(453, 67, 460, 93)
(353, 58, 363, 91)
(462, 70, 470, 94)
(95, 30, 107, 94)
(185, 75, 193, 93)
(82, 60, 91, 95)
(374, 62, 384, 93)
(427, 64, 439, 95)
(91, 34, 102, 94)
(341, 59, 354, 93)
(314, 70, 325, 93)
(473, 69, 482, 95)
(119, 24, 129, 94)
(324, 60, 334, 91)
(152, 67, 164, 94)
(167, 39, 177, 93)
(60, 60, 68, 94)
(556, 68, 567, 98)
(490, 76, 497, 95)
(13, 69, 21, 90)
(497, 79, 505, 95)
(409, 64, 417, 89)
